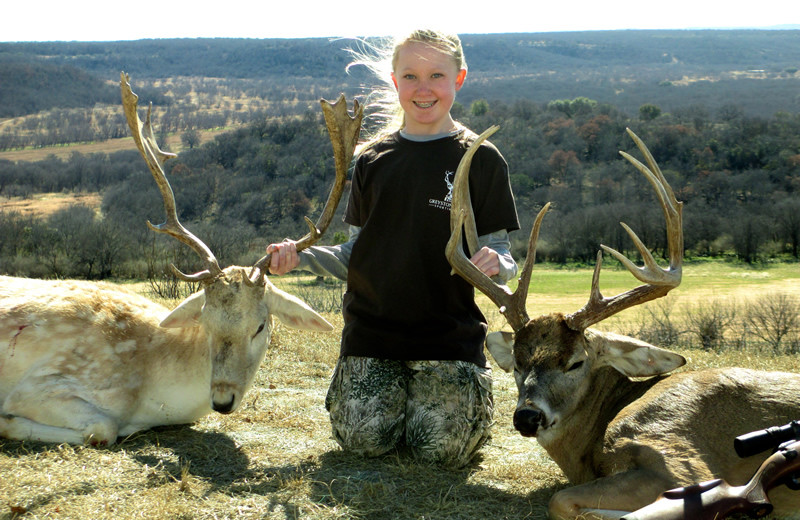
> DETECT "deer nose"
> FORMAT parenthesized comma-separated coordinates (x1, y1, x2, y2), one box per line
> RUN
(514, 408, 544, 437)
(212, 395, 235, 414)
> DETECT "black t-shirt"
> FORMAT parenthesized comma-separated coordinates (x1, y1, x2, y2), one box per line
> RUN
(341, 129, 519, 366)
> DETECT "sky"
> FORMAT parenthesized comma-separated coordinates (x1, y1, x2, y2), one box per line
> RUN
(4, 0, 797, 42)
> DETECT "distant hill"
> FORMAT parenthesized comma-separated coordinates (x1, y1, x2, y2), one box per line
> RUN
(0, 56, 119, 117)
(1, 30, 799, 118)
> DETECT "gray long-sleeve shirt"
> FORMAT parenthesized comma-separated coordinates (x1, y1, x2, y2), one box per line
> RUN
(296, 225, 518, 284)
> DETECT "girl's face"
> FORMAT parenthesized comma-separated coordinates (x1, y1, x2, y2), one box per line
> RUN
(391, 41, 467, 135)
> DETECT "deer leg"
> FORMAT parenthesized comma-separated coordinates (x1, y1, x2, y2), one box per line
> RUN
(548, 469, 674, 520)
(0, 415, 88, 444)
(3, 376, 120, 445)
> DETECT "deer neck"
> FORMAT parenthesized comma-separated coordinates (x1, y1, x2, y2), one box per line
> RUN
(544, 366, 664, 484)
(145, 324, 210, 378)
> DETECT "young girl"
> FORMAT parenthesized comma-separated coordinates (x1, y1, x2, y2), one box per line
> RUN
(267, 29, 519, 467)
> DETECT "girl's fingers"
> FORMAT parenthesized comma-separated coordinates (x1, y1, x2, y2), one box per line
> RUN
(470, 247, 499, 277)
(266, 242, 298, 274)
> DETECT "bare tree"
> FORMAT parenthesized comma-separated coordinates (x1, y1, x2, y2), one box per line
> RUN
(745, 292, 800, 353)
(686, 297, 737, 351)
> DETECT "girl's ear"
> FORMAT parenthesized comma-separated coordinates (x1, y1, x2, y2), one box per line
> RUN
(391, 72, 398, 90)
(455, 69, 467, 90)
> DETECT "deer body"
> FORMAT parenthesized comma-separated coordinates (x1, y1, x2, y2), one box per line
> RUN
(0, 270, 331, 445)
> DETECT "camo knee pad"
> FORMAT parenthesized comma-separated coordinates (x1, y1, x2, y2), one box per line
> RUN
(405, 360, 494, 467)
(325, 356, 493, 467)
(325, 356, 409, 457)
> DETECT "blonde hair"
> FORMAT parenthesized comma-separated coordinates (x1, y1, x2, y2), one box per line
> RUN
(346, 29, 467, 148)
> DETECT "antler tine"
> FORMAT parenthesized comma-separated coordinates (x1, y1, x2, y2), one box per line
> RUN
(565, 128, 683, 332)
(621, 127, 683, 270)
(449, 125, 499, 257)
(120, 72, 222, 283)
(250, 94, 363, 280)
(446, 126, 549, 332)
(516, 202, 551, 310)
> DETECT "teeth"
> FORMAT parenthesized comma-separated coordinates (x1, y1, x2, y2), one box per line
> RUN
(415, 101, 434, 108)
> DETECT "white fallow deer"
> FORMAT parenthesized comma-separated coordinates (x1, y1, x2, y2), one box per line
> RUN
(0, 73, 362, 446)
(447, 127, 800, 519)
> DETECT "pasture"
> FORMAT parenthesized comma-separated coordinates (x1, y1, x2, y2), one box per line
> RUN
(1, 262, 799, 519)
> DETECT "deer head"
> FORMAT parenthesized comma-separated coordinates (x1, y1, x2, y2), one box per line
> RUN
(446, 127, 685, 442)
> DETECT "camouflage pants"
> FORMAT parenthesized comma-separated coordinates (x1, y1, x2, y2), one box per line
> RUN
(324, 356, 494, 468)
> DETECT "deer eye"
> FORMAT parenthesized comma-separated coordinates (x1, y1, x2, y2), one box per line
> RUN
(567, 360, 584, 372)
(252, 322, 266, 339)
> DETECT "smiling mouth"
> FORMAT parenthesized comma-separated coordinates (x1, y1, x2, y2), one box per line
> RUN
(414, 101, 436, 108)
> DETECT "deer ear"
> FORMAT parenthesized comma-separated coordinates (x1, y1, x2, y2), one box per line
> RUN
(586, 329, 686, 377)
(265, 286, 333, 332)
(486, 331, 515, 372)
(160, 290, 205, 328)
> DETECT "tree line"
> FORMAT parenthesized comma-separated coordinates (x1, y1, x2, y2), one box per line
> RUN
(1, 94, 799, 281)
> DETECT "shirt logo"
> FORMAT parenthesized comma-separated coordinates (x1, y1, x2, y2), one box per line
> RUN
(428, 170, 455, 211)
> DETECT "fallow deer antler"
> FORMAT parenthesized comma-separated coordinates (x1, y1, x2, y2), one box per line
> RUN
(445, 126, 550, 332)
(121, 73, 363, 285)
(121, 72, 222, 283)
(250, 94, 363, 281)
(564, 127, 683, 331)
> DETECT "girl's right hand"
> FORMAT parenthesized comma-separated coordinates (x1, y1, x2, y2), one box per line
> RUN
(266, 240, 299, 275)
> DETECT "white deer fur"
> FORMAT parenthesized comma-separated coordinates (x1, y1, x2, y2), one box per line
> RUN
(0, 271, 331, 445)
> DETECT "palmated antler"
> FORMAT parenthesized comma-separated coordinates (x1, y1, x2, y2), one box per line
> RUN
(565, 127, 683, 331)
(121, 73, 363, 285)
(445, 126, 550, 332)
(249, 94, 363, 282)
(120, 72, 222, 283)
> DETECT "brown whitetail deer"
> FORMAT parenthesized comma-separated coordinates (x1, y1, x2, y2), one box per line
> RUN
(447, 127, 800, 519)
(0, 73, 362, 446)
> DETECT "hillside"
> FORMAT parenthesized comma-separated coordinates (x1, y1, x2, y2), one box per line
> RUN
(1, 30, 799, 118)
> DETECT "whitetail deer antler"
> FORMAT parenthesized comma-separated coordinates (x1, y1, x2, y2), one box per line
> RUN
(250, 94, 362, 281)
(121, 72, 222, 282)
(445, 126, 550, 332)
(120, 73, 363, 284)
(564, 127, 683, 331)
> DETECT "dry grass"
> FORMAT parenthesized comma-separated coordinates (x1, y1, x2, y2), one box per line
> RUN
(0, 129, 227, 163)
(0, 193, 102, 218)
(1, 267, 798, 519)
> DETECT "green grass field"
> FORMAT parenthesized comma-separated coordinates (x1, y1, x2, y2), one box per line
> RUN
(1, 262, 798, 519)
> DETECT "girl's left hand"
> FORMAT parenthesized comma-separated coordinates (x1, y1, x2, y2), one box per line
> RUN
(470, 247, 500, 277)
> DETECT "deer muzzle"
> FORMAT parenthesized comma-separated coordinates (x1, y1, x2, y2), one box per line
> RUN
(513, 408, 545, 437)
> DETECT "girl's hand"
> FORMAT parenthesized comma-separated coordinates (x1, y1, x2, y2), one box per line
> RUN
(470, 247, 500, 278)
(266, 240, 299, 275)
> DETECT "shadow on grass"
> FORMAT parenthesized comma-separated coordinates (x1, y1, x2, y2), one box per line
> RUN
(121, 424, 250, 486)
(0, 423, 250, 487)
(312, 449, 559, 519)
(224, 448, 560, 520)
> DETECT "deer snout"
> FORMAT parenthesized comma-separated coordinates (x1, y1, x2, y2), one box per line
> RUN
(211, 384, 238, 414)
(212, 394, 236, 414)
(514, 408, 545, 437)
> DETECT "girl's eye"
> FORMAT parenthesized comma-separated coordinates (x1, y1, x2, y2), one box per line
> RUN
(403, 74, 416, 80)
(567, 361, 584, 372)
